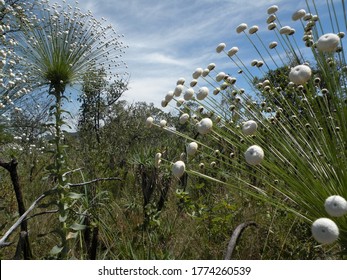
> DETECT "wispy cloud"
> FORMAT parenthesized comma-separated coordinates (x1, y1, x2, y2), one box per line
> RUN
(66, 0, 326, 109)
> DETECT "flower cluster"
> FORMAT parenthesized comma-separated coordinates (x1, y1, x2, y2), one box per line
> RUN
(146, 1, 347, 251)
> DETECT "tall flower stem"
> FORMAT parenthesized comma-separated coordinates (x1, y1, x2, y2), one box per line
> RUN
(49, 84, 69, 258)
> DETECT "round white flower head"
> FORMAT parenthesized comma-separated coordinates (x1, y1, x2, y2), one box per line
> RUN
(197, 118, 213, 135)
(172, 160, 186, 178)
(207, 63, 216, 71)
(216, 72, 226, 82)
(227, 46, 239, 57)
(197, 86, 209, 100)
(267, 5, 278, 14)
(242, 120, 258, 136)
(160, 120, 167, 127)
(176, 77, 185, 85)
(245, 145, 264, 165)
(165, 91, 174, 102)
(266, 14, 277, 24)
(289, 64, 312, 85)
(279, 26, 292, 35)
(213, 88, 220, 95)
(249, 25, 259, 34)
(216, 43, 226, 53)
(174, 85, 184, 97)
(179, 113, 190, 124)
(292, 9, 306, 21)
(316, 33, 340, 52)
(176, 98, 185, 107)
(324, 195, 347, 217)
(187, 142, 198, 156)
(269, 41, 278, 49)
(311, 218, 339, 244)
(146, 116, 154, 128)
(161, 99, 168, 108)
(190, 79, 198, 87)
(268, 22, 277, 30)
(184, 88, 194, 101)
(236, 23, 248, 33)
(192, 67, 203, 79)
(202, 68, 210, 77)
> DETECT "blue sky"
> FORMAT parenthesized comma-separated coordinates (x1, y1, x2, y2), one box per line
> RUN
(62, 0, 339, 116)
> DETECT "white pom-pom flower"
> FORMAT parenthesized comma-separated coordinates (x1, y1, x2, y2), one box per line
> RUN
(186, 142, 198, 156)
(245, 145, 264, 165)
(227, 47, 239, 57)
(292, 9, 306, 21)
(174, 85, 184, 97)
(190, 79, 198, 87)
(197, 118, 213, 135)
(242, 120, 258, 136)
(216, 43, 226, 53)
(165, 91, 174, 102)
(269, 41, 278, 49)
(184, 88, 194, 101)
(249, 25, 259, 34)
(216, 72, 226, 82)
(207, 63, 216, 70)
(172, 161, 186, 178)
(289, 64, 312, 85)
(236, 23, 248, 33)
(311, 218, 339, 244)
(202, 68, 210, 77)
(197, 86, 209, 100)
(160, 120, 167, 127)
(176, 77, 185, 85)
(279, 26, 292, 35)
(267, 5, 278, 14)
(192, 68, 203, 79)
(316, 33, 340, 52)
(146, 116, 154, 128)
(179, 113, 190, 124)
(324, 195, 347, 217)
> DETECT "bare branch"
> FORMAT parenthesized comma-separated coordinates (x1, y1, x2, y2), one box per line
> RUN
(224, 221, 258, 260)
(0, 192, 48, 248)
(67, 177, 122, 187)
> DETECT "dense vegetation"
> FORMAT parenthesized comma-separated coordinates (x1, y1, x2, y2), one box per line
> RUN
(1, 0, 347, 260)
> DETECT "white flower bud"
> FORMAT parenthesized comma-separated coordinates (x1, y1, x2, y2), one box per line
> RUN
(245, 145, 264, 165)
(311, 218, 339, 244)
(160, 120, 167, 127)
(266, 14, 276, 24)
(316, 33, 340, 52)
(172, 160, 185, 178)
(197, 86, 209, 100)
(179, 113, 190, 124)
(202, 68, 210, 77)
(174, 85, 184, 97)
(216, 72, 226, 82)
(216, 43, 226, 53)
(176, 77, 185, 85)
(269, 41, 278, 49)
(242, 120, 258, 136)
(292, 9, 306, 21)
(289, 64, 312, 85)
(165, 91, 174, 102)
(184, 88, 194, 101)
(186, 142, 198, 156)
(192, 67, 203, 79)
(279, 26, 292, 35)
(207, 63, 216, 70)
(236, 23, 248, 33)
(324, 195, 347, 217)
(267, 5, 278, 14)
(146, 116, 154, 127)
(249, 25, 259, 34)
(227, 46, 239, 57)
(197, 118, 213, 135)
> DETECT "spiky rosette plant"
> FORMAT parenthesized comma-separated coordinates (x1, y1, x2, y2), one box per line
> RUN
(148, 1, 347, 257)
(12, 0, 128, 257)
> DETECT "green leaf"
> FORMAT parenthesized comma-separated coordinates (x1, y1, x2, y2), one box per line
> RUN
(67, 192, 84, 199)
(70, 223, 86, 231)
(50, 245, 63, 255)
